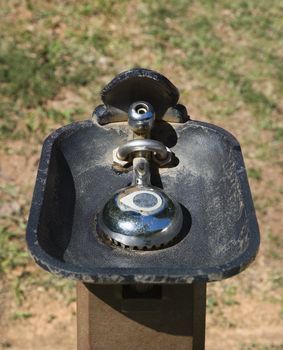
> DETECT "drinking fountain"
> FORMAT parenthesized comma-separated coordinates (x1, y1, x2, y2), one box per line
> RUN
(98, 100, 183, 250)
(26, 68, 260, 350)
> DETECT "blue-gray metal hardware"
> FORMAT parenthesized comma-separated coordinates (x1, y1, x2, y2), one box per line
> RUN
(128, 101, 155, 135)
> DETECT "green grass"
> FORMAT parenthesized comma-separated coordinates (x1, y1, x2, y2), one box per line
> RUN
(11, 311, 33, 321)
(248, 167, 262, 181)
(0, 226, 29, 274)
(266, 230, 283, 260)
(0, 0, 282, 140)
(0, 47, 60, 107)
(0, 183, 29, 274)
(140, 0, 283, 136)
(207, 294, 218, 313)
(0, 1, 282, 345)
(222, 285, 240, 306)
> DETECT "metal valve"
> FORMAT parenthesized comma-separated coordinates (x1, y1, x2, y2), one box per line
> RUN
(113, 101, 172, 169)
(97, 101, 183, 250)
(128, 101, 155, 136)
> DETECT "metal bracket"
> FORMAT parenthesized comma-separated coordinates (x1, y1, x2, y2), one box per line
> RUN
(93, 104, 189, 125)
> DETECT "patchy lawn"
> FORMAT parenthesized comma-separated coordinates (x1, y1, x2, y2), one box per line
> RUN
(0, 1, 282, 349)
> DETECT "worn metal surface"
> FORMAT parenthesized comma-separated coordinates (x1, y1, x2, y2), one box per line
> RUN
(26, 118, 260, 283)
(77, 282, 206, 350)
(128, 100, 155, 136)
(94, 104, 189, 125)
(116, 139, 170, 162)
(93, 68, 189, 124)
(98, 157, 183, 250)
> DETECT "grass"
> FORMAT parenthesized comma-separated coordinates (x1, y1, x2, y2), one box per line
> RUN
(0, 0, 282, 140)
(0, 0, 282, 347)
(207, 294, 218, 314)
(266, 230, 283, 260)
(0, 223, 29, 274)
(248, 167, 262, 181)
(0, 47, 60, 107)
(0, 183, 29, 275)
(11, 311, 33, 321)
(140, 0, 283, 137)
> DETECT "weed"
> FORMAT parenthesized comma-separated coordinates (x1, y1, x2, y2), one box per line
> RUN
(0, 226, 29, 273)
(207, 295, 218, 313)
(12, 277, 25, 306)
(248, 167, 262, 181)
(223, 285, 240, 306)
(11, 311, 33, 320)
(26, 274, 75, 304)
(266, 230, 283, 260)
(271, 272, 283, 290)
(239, 79, 276, 115)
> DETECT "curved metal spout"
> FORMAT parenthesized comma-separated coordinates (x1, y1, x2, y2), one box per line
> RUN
(117, 139, 168, 161)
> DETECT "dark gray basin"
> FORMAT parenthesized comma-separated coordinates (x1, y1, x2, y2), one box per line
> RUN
(26, 118, 259, 284)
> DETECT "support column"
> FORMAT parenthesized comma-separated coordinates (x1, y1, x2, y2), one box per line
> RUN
(77, 283, 206, 350)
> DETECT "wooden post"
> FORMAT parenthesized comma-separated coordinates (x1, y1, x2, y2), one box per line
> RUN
(77, 283, 206, 350)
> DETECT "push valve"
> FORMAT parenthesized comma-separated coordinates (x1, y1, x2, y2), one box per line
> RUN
(97, 101, 182, 250)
